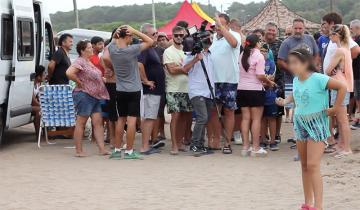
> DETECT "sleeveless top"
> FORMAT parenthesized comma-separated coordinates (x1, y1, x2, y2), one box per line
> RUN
(329, 47, 354, 92)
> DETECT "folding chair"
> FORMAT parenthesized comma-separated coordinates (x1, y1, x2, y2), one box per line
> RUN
(37, 85, 76, 148)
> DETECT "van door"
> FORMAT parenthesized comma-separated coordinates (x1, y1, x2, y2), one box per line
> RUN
(5, 0, 36, 128)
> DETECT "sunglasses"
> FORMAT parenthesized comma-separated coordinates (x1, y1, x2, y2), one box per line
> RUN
(152, 31, 158, 36)
(173, 34, 185, 38)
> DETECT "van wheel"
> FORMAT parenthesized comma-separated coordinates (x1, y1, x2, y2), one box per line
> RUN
(0, 107, 5, 145)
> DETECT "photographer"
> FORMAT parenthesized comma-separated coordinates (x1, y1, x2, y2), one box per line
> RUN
(108, 25, 154, 160)
(209, 13, 241, 154)
(183, 31, 214, 156)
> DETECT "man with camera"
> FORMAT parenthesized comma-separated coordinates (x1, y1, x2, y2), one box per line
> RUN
(108, 25, 154, 160)
(163, 26, 193, 155)
(183, 31, 215, 156)
(209, 13, 242, 154)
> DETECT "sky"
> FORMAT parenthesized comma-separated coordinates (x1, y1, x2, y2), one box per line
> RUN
(44, 0, 265, 14)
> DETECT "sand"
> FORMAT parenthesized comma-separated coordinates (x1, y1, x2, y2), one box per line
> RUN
(0, 123, 359, 210)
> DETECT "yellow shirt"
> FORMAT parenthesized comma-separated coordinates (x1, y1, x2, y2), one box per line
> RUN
(163, 45, 188, 93)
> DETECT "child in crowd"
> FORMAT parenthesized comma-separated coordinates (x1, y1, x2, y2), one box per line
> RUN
(276, 48, 346, 210)
(32, 65, 46, 137)
(260, 44, 279, 151)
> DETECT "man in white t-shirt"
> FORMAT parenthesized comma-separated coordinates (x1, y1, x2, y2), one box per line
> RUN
(163, 26, 192, 155)
(209, 13, 241, 154)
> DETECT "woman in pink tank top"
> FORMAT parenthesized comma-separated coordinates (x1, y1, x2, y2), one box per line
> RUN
(325, 24, 353, 157)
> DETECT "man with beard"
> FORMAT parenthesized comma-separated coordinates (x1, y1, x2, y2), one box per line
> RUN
(163, 26, 193, 155)
(264, 22, 284, 144)
(278, 19, 319, 142)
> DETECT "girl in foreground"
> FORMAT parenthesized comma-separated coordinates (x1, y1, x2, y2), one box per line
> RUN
(276, 48, 346, 210)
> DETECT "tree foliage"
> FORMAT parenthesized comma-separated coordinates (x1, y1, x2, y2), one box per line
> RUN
(51, 0, 360, 33)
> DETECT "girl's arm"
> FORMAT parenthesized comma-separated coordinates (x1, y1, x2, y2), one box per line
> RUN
(275, 94, 294, 107)
(324, 49, 343, 76)
(326, 78, 347, 116)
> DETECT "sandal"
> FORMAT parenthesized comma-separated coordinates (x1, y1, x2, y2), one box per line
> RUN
(222, 145, 232, 154)
(324, 143, 337, 154)
(251, 147, 268, 157)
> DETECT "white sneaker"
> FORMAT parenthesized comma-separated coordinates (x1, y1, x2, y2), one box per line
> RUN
(251, 147, 268, 157)
(233, 131, 243, 145)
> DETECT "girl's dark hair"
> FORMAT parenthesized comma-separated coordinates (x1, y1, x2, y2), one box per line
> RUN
(241, 34, 260, 72)
(76, 40, 91, 56)
(35, 65, 45, 77)
(288, 48, 317, 72)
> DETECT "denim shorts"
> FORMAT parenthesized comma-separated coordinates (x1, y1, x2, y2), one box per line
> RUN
(330, 90, 350, 106)
(73, 91, 102, 117)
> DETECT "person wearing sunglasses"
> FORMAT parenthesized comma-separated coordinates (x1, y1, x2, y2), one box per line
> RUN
(137, 23, 166, 155)
(324, 24, 354, 158)
(163, 26, 193, 155)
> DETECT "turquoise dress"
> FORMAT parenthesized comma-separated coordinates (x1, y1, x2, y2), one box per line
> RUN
(292, 73, 331, 141)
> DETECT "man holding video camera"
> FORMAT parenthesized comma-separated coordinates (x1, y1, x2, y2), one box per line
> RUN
(183, 31, 215, 156)
(209, 13, 241, 154)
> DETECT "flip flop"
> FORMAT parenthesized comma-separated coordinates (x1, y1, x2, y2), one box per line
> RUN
(140, 148, 161, 155)
(75, 153, 88, 158)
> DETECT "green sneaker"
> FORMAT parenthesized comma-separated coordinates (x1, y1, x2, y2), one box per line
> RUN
(109, 150, 122, 159)
(124, 151, 143, 160)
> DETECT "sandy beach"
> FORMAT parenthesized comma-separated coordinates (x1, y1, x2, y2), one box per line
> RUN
(0, 123, 359, 210)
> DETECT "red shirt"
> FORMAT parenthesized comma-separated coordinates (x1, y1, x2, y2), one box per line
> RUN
(89, 54, 105, 76)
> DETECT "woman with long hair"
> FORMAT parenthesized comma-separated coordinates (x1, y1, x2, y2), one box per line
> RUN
(237, 34, 275, 157)
(325, 24, 354, 158)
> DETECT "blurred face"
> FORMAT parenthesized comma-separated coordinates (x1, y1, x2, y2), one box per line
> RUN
(62, 37, 73, 51)
(288, 54, 308, 76)
(265, 25, 277, 42)
(285, 27, 293, 37)
(82, 43, 94, 58)
(36, 72, 46, 82)
(293, 21, 305, 39)
(157, 36, 169, 48)
(350, 24, 360, 37)
(172, 30, 185, 45)
(321, 21, 331, 36)
(92, 41, 104, 54)
(230, 22, 241, 32)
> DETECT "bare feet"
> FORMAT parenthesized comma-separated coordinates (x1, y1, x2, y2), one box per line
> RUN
(99, 150, 111, 156)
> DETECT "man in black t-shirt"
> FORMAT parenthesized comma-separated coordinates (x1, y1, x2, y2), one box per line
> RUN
(350, 19, 360, 126)
(138, 23, 166, 154)
(47, 33, 73, 85)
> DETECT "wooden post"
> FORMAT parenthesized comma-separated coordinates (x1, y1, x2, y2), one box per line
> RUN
(73, 0, 79, 28)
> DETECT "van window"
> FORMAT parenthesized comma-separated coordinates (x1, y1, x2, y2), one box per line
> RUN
(45, 23, 54, 60)
(17, 19, 34, 60)
(1, 14, 13, 60)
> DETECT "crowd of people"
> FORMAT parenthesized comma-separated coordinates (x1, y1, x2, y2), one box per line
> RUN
(38, 12, 360, 210)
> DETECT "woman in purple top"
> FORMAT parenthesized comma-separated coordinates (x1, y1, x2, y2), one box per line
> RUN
(238, 34, 275, 157)
(66, 40, 110, 157)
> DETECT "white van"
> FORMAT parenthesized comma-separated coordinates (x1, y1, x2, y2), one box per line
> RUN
(0, 0, 55, 144)
(57, 28, 111, 61)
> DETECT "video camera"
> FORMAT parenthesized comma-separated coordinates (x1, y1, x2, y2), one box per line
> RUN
(188, 20, 211, 55)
